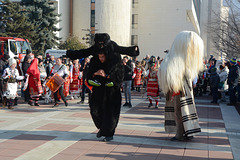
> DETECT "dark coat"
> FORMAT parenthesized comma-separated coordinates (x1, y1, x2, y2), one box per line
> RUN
(87, 56, 123, 137)
(0, 58, 9, 76)
(22, 56, 31, 76)
(66, 33, 139, 86)
(227, 65, 239, 87)
(210, 71, 220, 88)
(66, 33, 139, 137)
(123, 62, 133, 81)
(80, 60, 90, 81)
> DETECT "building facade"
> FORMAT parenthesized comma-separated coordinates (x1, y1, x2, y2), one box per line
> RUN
(68, 0, 204, 59)
(10, 0, 227, 59)
(131, 0, 201, 59)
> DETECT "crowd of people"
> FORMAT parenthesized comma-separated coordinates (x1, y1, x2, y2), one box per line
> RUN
(1, 50, 238, 110)
(0, 50, 92, 109)
(0, 48, 163, 110)
(194, 55, 240, 106)
(0, 31, 239, 143)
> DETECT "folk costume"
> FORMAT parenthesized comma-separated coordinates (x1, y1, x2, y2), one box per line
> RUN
(66, 33, 140, 141)
(57, 69, 71, 99)
(64, 70, 71, 97)
(133, 62, 143, 92)
(158, 31, 203, 141)
(2, 58, 24, 109)
(87, 54, 123, 142)
(51, 63, 69, 106)
(24, 58, 43, 106)
(66, 33, 139, 87)
(146, 63, 160, 108)
(70, 62, 81, 99)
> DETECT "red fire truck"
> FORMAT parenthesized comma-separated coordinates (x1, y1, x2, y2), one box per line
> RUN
(0, 37, 32, 60)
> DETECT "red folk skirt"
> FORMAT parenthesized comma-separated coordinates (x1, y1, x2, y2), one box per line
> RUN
(29, 76, 43, 98)
(147, 78, 159, 100)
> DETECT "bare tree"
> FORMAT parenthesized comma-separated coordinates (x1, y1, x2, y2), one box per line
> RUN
(208, 0, 240, 58)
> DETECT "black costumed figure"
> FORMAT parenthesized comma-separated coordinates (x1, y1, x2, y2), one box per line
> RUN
(66, 33, 139, 141)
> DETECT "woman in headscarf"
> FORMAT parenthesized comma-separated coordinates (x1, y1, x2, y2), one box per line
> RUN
(2, 58, 24, 109)
(23, 58, 43, 106)
(145, 63, 160, 108)
(70, 59, 81, 99)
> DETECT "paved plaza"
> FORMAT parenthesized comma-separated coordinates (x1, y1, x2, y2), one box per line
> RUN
(0, 91, 240, 160)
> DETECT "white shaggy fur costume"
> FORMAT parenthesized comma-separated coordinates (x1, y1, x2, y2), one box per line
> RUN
(158, 31, 204, 140)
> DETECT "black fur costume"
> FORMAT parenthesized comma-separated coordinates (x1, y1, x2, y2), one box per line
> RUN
(66, 33, 139, 137)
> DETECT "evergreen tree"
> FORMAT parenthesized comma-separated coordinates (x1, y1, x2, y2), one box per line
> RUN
(59, 35, 87, 50)
(22, 0, 61, 54)
(0, 0, 37, 47)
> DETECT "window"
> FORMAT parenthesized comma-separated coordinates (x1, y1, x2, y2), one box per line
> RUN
(10, 41, 17, 55)
(91, 10, 95, 27)
(16, 41, 32, 54)
(132, 14, 138, 29)
(131, 35, 138, 45)
(132, 0, 138, 8)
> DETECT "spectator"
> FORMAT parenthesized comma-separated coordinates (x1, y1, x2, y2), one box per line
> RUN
(227, 58, 239, 105)
(79, 57, 91, 104)
(237, 60, 240, 102)
(218, 64, 228, 102)
(208, 58, 216, 74)
(210, 68, 220, 104)
(38, 58, 47, 83)
(37, 55, 43, 60)
(26, 49, 34, 59)
(0, 54, 10, 103)
(21, 55, 32, 102)
(44, 58, 52, 77)
(122, 56, 133, 108)
(50, 55, 56, 65)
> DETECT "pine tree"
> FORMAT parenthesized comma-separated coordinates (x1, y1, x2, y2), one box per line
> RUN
(0, 0, 37, 47)
(22, 0, 61, 54)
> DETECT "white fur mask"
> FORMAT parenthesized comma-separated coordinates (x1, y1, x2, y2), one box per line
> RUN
(158, 31, 204, 94)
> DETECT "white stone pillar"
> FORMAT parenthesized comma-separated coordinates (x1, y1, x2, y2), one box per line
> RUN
(95, 0, 132, 46)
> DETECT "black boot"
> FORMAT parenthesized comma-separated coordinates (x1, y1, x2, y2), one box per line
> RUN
(28, 101, 33, 106)
(96, 130, 102, 138)
(14, 97, 18, 106)
(103, 136, 113, 142)
(148, 103, 153, 108)
(64, 101, 68, 107)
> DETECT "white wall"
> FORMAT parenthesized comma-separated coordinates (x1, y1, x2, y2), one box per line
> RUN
(57, 0, 70, 42)
(208, 0, 223, 59)
(200, 0, 209, 58)
(136, 0, 198, 60)
(95, 0, 132, 46)
(72, 0, 91, 44)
